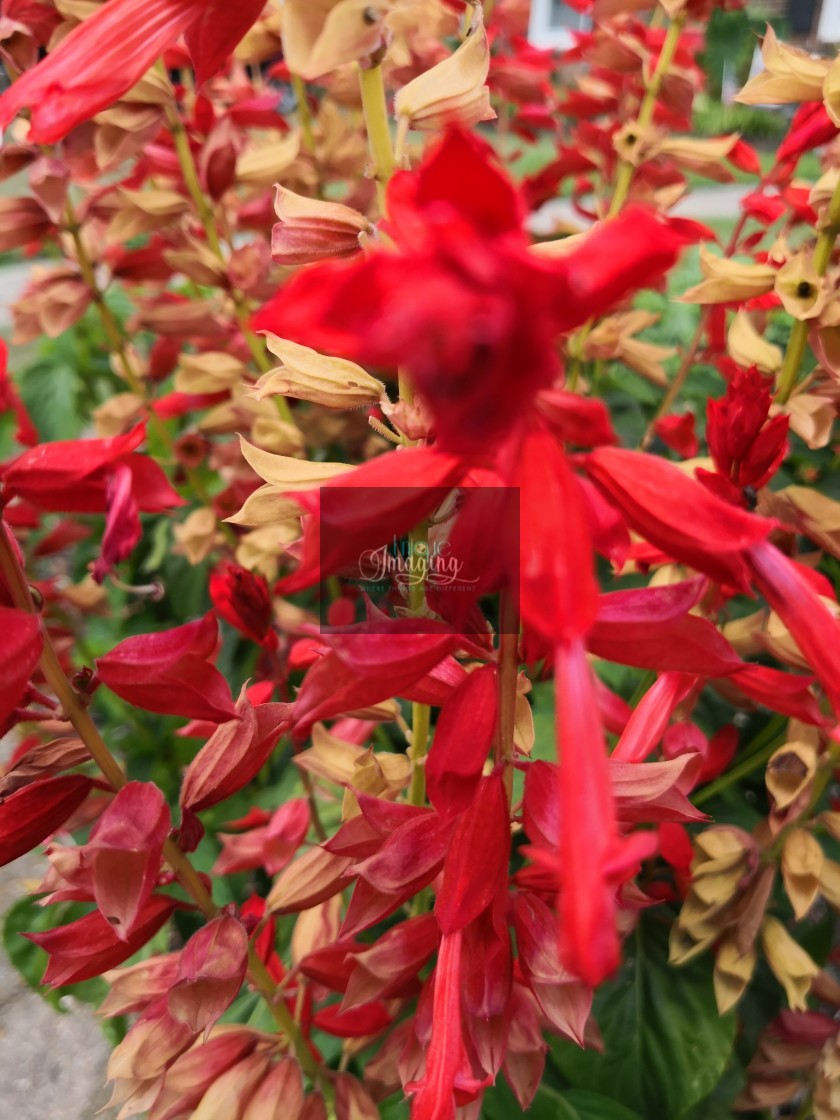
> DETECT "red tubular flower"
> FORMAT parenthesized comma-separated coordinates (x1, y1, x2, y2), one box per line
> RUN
(554, 639, 622, 986)
(777, 103, 839, 167)
(406, 930, 465, 1120)
(255, 129, 687, 452)
(519, 425, 599, 643)
(209, 563, 276, 648)
(0, 0, 267, 143)
(746, 541, 840, 716)
(435, 773, 510, 935)
(96, 613, 237, 722)
(425, 665, 498, 818)
(586, 446, 772, 591)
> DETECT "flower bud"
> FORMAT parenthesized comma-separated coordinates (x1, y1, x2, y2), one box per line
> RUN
(240, 1058, 304, 1120)
(761, 915, 820, 1010)
(766, 742, 817, 812)
(781, 828, 824, 919)
(714, 934, 756, 1014)
(0, 195, 52, 252)
(271, 186, 370, 265)
(394, 11, 494, 132)
(253, 335, 385, 410)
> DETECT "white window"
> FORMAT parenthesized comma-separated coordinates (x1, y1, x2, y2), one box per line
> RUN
(528, 0, 592, 49)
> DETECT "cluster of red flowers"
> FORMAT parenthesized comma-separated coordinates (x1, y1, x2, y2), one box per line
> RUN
(2, 0, 840, 1118)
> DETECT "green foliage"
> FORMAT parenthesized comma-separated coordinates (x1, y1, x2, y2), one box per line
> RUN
(552, 916, 737, 1119)
(693, 97, 788, 142)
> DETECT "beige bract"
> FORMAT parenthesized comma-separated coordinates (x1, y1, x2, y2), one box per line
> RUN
(393, 10, 494, 131)
(281, 0, 391, 81)
(735, 26, 829, 106)
(253, 335, 386, 410)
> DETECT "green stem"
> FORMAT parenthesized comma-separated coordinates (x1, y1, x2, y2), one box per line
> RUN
(694, 715, 787, 807)
(496, 595, 519, 801)
(606, 9, 686, 220)
(165, 101, 295, 424)
(358, 61, 395, 212)
(567, 7, 685, 386)
(291, 72, 315, 154)
(777, 172, 840, 403)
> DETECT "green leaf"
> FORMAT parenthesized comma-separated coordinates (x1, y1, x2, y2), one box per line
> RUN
(18, 360, 81, 441)
(551, 916, 735, 1119)
(483, 1079, 643, 1120)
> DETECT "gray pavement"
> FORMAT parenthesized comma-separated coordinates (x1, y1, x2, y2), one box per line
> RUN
(531, 184, 748, 235)
(0, 854, 113, 1120)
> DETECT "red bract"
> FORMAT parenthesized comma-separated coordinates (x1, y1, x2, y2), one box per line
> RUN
(0, 603, 43, 729)
(96, 613, 236, 722)
(27, 894, 177, 986)
(83, 781, 170, 939)
(167, 914, 249, 1035)
(0, 773, 93, 867)
(179, 687, 293, 842)
(586, 446, 772, 591)
(2, 427, 182, 581)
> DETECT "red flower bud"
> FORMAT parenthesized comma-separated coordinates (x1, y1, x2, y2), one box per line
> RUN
(209, 563, 275, 647)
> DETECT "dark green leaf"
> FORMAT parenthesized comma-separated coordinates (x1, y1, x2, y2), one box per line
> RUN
(551, 916, 735, 1119)
(483, 1078, 644, 1120)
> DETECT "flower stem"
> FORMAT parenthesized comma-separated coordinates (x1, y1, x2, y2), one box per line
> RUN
(777, 173, 840, 402)
(358, 61, 395, 212)
(496, 595, 519, 802)
(567, 7, 685, 387)
(693, 714, 787, 806)
(291, 73, 315, 154)
(606, 9, 686, 220)
(0, 520, 327, 1093)
(164, 101, 296, 424)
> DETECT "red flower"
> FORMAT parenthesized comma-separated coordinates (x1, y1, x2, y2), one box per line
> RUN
(209, 563, 276, 648)
(255, 129, 688, 452)
(0, 0, 267, 143)
(704, 367, 788, 494)
(2, 426, 183, 582)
